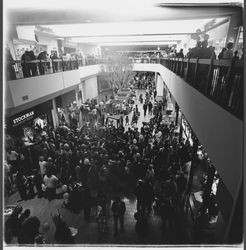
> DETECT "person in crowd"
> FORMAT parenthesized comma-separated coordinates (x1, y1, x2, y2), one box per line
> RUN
(159, 195, 175, 230)
(139, 93, 143, 104)
(222, 42, 234, 59)
(125, 115, 129, 125)
(186, 48, 192, 59)
(218, 47, 226, 59)
(25, 174, 35, 199)
(177, 49, 184, 58)
(5, 205, 23, 243)
(111, 197, 126, 236)
(145, 165, 155, 184)
(21, 50, 32, 77)
(50, 52, 59, 72)
(148, 101, 153, 115)
(16, 169, 28, 201)
(198, 40, 210, 59)
(46, 157, 57, 175)
(154, 89, 157, 100)
(29, 50, 37, 76)
(97, 189, 107, 214)
(17, 209, 31, 236)
(143, 101, 148, 117)
(6, 147, 19, 173)
(43, 170, 58, 201)
(208, 46, 216, 59)
(60, 161, 72, 185)
(134, 211, 149, 238)
(134, 179, 146, 217)
(32, 169, 43, 198)
(145, 180, 154, 215)
(190, 41, 202, 58)
(6, 48, 16, 80)
(37, 50, 48, 75)
(19, 209, 31, 223)
(52, 212, 74, 244)
(97, 206, 108, 235)
(18, 216, 41, 244)
(233, 50, 239, 60)
(38, 156, 47, 177)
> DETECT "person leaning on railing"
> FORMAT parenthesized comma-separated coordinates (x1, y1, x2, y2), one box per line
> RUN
(50, 52, 59, 73)
(37, 51, 48, 75)
(21, 51, 32, 78)
(29, 51, 38, 76)
(5, 48, 16, 80)
(222, 42, 233, 59)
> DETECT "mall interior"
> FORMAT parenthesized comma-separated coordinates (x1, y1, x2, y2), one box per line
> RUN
(3, 0, 244, 247)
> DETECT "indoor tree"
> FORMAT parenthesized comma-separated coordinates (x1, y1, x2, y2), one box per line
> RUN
(100, 53, 136, 96)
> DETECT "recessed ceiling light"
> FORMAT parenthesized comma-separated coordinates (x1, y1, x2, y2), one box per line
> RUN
(85, 20, 92, 23)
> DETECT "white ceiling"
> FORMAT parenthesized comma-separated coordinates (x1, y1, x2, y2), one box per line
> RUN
(42, 19, 218, 37)
(5, 0, 243, 11)
(5, 0, 242, 50)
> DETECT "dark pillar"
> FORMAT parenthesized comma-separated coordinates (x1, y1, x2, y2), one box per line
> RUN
(179, 115, 183, 143)
(175, 102, 179, 126)
(199, 165, 216, 214)
(187, 134, 199, 195)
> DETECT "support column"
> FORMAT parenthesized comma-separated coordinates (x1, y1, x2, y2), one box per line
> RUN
(51, 98, 59, 128)
(75, 90, 80, 107)
(179, 115, 183, 143)
(155, 72, 157, 88)
(175, 102, 179, 126)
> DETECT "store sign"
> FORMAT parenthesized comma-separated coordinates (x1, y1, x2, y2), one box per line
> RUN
(13, 111, 34, 126)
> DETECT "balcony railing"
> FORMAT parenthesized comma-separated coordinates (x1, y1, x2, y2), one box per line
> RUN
(131, 56, 243, 120)
(160, 58, 243, 120)
(6, 56, 243, 120)
(6, 57, 99, 80)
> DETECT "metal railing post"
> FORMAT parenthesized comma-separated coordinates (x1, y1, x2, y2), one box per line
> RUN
(205, 58, 214, 97)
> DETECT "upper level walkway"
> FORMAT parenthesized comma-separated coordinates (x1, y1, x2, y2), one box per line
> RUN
(6, 57, 243, 121)
(5, 56, 243, 211)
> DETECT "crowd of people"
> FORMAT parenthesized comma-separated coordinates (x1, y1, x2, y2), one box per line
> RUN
(5, 47, 100, 80)
(4, 70, 220, 244)
(168, 41, 243, 61)
(6, 38, 243, 82)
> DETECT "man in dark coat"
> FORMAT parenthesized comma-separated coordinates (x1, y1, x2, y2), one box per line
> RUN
(143, 102, 148, 117)
(18, 216, 41, 244)
(37, 51, 48, 75)
(134, 179, 146, 217)
(111, 197, 126, 236)
(32, 169, 43, 198)
(148, 101, 153, 115)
